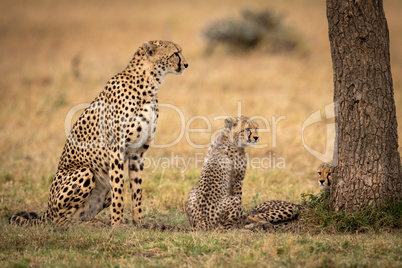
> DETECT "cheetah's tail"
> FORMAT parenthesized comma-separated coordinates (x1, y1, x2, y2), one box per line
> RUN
(9, 211, 48, 226)
(138, 222, 190, 232)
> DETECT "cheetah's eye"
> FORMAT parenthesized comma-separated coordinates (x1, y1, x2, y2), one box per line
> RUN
(245, 128, 251, 132)
(317, 171, 322, 176)
(327, 172, 331, 178)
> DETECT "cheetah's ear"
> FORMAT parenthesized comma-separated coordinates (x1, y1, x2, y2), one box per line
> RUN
(143, 42, 157, 56)
(224, 117, 234, 130)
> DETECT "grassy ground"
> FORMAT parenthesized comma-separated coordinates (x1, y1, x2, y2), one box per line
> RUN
(1, 0, 401, 267)
(1, 222, 401, 268)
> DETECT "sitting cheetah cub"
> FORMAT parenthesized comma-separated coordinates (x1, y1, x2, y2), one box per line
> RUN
(186, 116, 259, 230)
(10, 40, 188, 227)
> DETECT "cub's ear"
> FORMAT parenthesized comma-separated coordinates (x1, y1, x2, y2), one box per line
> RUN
(143, 42, 157, 56)
(224, 117, 234, 130)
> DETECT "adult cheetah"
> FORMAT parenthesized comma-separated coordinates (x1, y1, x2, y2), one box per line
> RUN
(186, 116, 259, 230)
(10, 40, 188, 227)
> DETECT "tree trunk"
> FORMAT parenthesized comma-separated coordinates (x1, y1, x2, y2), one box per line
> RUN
(327, 0, 402, 212)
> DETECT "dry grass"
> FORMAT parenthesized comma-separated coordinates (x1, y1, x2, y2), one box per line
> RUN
(0, 0, 402, 267)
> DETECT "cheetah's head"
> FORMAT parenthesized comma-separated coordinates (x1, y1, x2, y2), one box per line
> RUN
(143, 40, 188, 75)
(317, 162, 332, 193)
(224, 116, 259, 148)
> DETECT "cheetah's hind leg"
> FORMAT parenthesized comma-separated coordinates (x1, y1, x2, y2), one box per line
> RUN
(49, 168, 111, 226)
(218, 196, 243, 230)
(243, 208, 297, 232)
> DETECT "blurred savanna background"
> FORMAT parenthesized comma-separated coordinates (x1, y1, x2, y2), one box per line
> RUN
(1, 0, 401, 267)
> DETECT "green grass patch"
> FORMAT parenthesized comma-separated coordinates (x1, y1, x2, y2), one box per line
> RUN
(300, 193, 402, 233)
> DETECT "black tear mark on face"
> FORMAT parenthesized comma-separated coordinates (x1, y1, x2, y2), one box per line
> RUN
(244, 128, 252, 142)
(175, 52, 181, 72)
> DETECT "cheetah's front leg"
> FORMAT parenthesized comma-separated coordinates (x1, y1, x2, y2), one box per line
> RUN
(128, 143, 149, 224)
(232, 159, 246, 199)
(109, 151, 126, 226)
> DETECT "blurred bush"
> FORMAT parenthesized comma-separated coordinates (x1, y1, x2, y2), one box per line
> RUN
(203, 9, 308, 55)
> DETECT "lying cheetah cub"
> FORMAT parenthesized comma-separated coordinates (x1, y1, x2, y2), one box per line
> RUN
(242, 162, 334, 231)
(186, 116, 259, 230)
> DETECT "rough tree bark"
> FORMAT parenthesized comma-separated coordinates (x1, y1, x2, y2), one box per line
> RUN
(327, 0, 402, 212)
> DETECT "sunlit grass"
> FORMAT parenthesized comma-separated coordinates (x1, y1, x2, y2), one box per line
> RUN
(1, 222, 401, 267)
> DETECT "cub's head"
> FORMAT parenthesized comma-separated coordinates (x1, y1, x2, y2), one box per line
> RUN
(142, 40, 188, 75)
(224, 116, 259, 148)
(317, 162, 332, 193)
